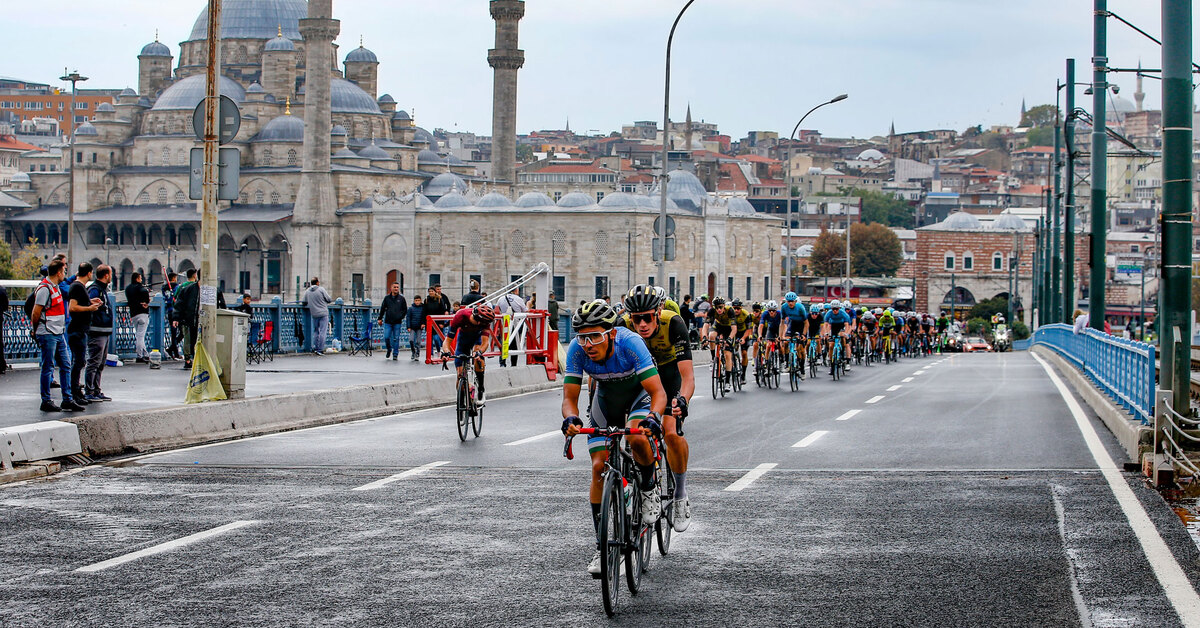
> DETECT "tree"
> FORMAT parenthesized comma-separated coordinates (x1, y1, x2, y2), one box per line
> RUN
(849, 222, 903, 276)
(967, 296, 1008, 321)
(0, 239, 12, 280)
(515, 144, 535, 163)
(809, 229, 845, 277)
(844, 187, 914, 228)
(10, 240, 43, 280)
(980, 132, 1008, 152)
(1024, 126, 1054, 148)
(1019, 104, 1060, 129)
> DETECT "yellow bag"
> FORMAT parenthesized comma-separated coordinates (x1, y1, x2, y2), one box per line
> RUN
(186, 335, 227, 404)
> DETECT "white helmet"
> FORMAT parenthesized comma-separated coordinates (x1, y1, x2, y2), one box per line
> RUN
(997, 315, 1005, 322)
(873, 308, 883, 315)
(829, 300, 841, 308)
(766, 300, 779, 311)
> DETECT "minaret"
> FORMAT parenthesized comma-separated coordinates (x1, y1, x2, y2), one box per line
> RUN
(1134, 60, 1145, 112)
(293, 0, 340, 287)
(684, 103, 694, 151)
(1020, 98, 1027, 124)
(488, 0, 525, 184)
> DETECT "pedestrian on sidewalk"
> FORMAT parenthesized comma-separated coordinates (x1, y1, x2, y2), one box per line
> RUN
(495, 287, 526, 367)
(85, 265, 116, 402)
(174, 269, 199, 368)
(30, 260, 83, 412)
(162, 272, 182, 359)
(547, 291, 559, 332)
(0, 282, 8, 375)
(304, 276, 332, 356)
(378, 282, 408, 361)
(406, 294, 425, 361)
(126, 271, 151, 364)
(462, 279, 483, 307)
(66, 263, 100, 403)
(235, 293, 254, 316)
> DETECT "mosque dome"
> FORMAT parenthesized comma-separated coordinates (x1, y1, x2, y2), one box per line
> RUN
(377, 94, 395, 105)
(857, 148, 884, 160)
(424, 172, 468, 197)
(659, 169, 708, 213)
(991, 213, 1029, 231)
(253, 114, 304, 142)
(411, 127, 436, 147)
(357, 142, 391, 160)
(476, 192, 514, 208)
(74, 121, 99, 136)
(556, 191, 595, 208)
(189, 0, 307, 41)
(940, 211, 983, 230)
(515, 191, 556, 208)
(434, 190, 472, 209)
(120, 87, 138, 97)
(727, 197, 758, 217)
(140, 40, 172, 57)
(96, 102, 115, 113)
(346, 46, 379, 64)
(11, 172, 31, 183)
(329, 78, 382, 114)
(332, 148, 359, 159)
(264, 34, 296, 52)
(417, 149, 444, 164)
(598, 192, 639, 208)
(246, 82, 266, 94)
(331, 124, 348, 136)
(411, 193, 435, 208)
(393, 110, 411, 121)
(151, 75, 246, 110)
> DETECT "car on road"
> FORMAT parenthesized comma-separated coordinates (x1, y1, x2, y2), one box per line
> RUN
(961, 336, 992, 352)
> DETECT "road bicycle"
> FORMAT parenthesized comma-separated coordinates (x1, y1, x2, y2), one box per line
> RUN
(706, 340, 726, 399)
(807, 336, 822, 379)
(829, 335, 846, 381)
(729, 338, 744, 393)
(564, 424, 673, 617)
(442, 351, 483, 441)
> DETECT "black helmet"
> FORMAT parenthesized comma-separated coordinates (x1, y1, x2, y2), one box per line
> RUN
(712, 297, 725, 307)
(573, 299, 620, 331)
(731, 298, 743, 308)
(623, 283, 663, 313)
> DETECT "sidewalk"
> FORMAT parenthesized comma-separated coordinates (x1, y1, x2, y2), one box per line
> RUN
(0, 351, 452, 430)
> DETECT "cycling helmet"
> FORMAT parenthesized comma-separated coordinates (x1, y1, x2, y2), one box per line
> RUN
(572, 299, 620, 331)
(623, 283, 663, 313)
(784, 291, 798, 302)
(873, 308, 883, 315)
(766, 300, 779, 311)
(831, 301, 842, 309)
(731, 298, 744, 308)
(712, 297, 726, 307)
(473, 303, 496, 323)
(997, 315, 1005, 322)
(885, 308, 894, 315)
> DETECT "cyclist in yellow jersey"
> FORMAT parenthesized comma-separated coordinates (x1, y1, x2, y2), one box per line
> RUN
(700, 298, 737, 393)
(731, 299, 753, 384)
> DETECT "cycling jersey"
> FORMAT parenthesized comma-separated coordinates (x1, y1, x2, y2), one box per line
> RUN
(906, 316, 922, 330)
(824, 309, 851, 335)
(732, 309, 753, 333)
(565, 327, 660, 453)
(780, 301, 808, 321)
(708, 307, 733, 328)
(804, 314, 822, 335)
(936, 317, 950, 332)
(760, 310, 783, 339)
(618, 309, 691, 398)
(878, 313, 896, 328)
(860, 314, 878, 333)
(449, 308, 493, 366)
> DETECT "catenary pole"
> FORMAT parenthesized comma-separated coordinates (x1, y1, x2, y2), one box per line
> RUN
(1063, 58, 1077, 322)
(1052, 86, 1063, 323)
(1089, 0, 1108, 331)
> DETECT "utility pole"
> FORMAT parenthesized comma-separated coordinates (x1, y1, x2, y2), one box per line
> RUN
(1043, 191, 1052, 324)
(1032, 219, 1041, 327)
(1063, 58, 1077, 322)
(199, 0, 222, 362)
(60, 69, 87, 266)
(1089, 0, 1108, 331)
(1052, 95, 1063, 323)
(1160, 0, 1192, 415)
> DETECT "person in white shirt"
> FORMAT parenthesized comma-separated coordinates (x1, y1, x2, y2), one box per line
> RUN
(1072, 309, 1088, 334)
(495, 288, 527, 367)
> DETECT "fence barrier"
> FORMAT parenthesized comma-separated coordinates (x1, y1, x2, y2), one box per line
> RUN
(1032, 323, 1156, 424)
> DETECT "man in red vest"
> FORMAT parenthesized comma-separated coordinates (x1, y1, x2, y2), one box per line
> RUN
(29, 259, 85, 412)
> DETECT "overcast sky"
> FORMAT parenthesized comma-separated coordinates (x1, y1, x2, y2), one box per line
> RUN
(7, 1, 1193, 141)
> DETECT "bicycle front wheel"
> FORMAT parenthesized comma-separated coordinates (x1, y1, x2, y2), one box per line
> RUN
(456, 377, 470, 442)
(598, 474, 624, 617)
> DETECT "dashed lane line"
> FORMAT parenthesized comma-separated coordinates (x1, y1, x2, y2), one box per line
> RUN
(75, 520, 259, 573)
(1032, 352, 1200, 625)
(865, 395, 885, 404)
(724, 463, 778, 491)
(913, 370, 927, 375)
(887, 385, 903, 392)
(351, 460, 451, 491)
(834, 409, 861, 422)
(791, 431, 830, 448)
(503, 430, 562, 446)
(902, 377, 914, 383)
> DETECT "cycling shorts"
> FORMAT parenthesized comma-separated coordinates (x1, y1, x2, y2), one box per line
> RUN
(453, 328, 492, 367)
(786, 319, 807, 337)
(712, 324, 733, 339)
(829, 322, 847, 337)
(588, 389, 652, 453)
(762, 324, 781, 340)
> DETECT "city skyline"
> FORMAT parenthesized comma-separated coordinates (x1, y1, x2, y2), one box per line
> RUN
(4, 0, 1190, 141)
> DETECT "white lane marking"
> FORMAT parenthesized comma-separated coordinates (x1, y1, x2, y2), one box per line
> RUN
(724, 463, 778, 491)
(791, 431, 830, 448)
(834, 409, 861, 422)
(1032, 352, 1200, 624)
(1052, 487, 1094, 628)
(902, 377, 914, 383)
(503, 430, 561, 446)
(351, 460, 451, 491)
(75, 521, 258, 573)
(865, 395, 885, 404)
(887, 385, 902, 392)
(913, 370, 927, 375)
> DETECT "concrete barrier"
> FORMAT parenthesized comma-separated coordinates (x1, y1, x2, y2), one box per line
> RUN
(65, 365, 559, 458)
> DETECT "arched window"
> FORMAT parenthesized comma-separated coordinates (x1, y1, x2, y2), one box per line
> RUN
(469, 229, 482, 256)
(261, 149, 273, 167)
(239, 192, 249, 204)
(595, 231, 609, 259)
(157, 187, 168, 205)
(428, 228, 442, 254)
(270, 191, 280, 204)
(351, 230, 365, 256)
(174, 191, 186, 204)
(510, 229, 526, 257)
(177, 149, 186, 165)
(287, 149, 298, 166)
(254, 190, 265, 204)
(136, 191, 149, 205)
(161, 147, 170, 166)
(747, 235, 754, 259)
(353, 189, 362, 202)
(992, 251, 1004, 271)
(552, 230, 567, 256)
(729, 234, 737, 259)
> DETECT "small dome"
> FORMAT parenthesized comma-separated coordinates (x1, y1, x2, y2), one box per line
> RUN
(357, 142, 391, 160)
(120, 87, 138, 97)
(74, 121, 98, 136)
(991, 213, 1029, 231)
(434, 190, 472, 209)
(476, 192, 513, 208)
(140, 40, 172, 57)
(557, 191, 595, 208)
(727, 197, 757, 217)
(857, 148, 884, 160)
(11, 172, 31, 183)
(254, 114, 304, 142)
(660, 168, 708, 213)
(137, 96, 152, 107)
(346, 46, 379, 64)
(332, 148, 359, 159)
(446, 154, 464, 165)
(412, 193, 435, 208)
(246, 82, 265, 94)
(598, 192, 639, 208)
(393, 110, 411, 121)
(515, 191, 555, 208)
(329, 78, 381, 114)
(424, 172, 467, 197)
(940, 211, 984, 230)
(411, 126, 436, 147)
(331, 125, 348, 136)
(264, 34, 295, 52)
(417, 149, 444, 164)
(151, 75, 245, 110)
(377, 93, 395, 104)
(95, 102, 115, 113)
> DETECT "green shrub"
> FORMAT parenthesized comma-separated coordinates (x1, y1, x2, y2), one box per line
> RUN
(1011, 321, 1030, 340)
(967, 317, 990, 335)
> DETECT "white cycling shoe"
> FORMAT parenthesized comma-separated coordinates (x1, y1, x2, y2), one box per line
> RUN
(641, 489, 661, 521)
(587, 550, 603, 576)
(671, 497, 691, 532)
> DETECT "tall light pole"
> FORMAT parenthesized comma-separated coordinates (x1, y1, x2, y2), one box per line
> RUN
(1052, 81, 1063, 323)
(1063, 58, 1077, 323)
(1089, 0, 1108, 331)
(60, 68, 88, 266)
(199, 0, 223, 365)
(657, 0, 696, 288)
(786, 94, 848, 293)
(1161, 0, 1192, 416)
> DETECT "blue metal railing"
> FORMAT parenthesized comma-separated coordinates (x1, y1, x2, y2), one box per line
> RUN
(1012, 338, 1032, 351)
(1033, 323, 1155, 424)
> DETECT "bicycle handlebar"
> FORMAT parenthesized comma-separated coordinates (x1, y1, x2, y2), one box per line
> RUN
(562, 426, 648, 460)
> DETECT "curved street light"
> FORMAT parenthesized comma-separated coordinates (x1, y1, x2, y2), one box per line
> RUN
(657, 0, 697, 290)
(784, 94, 848, 293)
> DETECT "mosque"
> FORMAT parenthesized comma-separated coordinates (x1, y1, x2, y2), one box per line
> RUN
(1, 0, 775, 306)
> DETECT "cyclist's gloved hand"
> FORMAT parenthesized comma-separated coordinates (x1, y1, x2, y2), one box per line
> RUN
(562, 415, 583, 435)
(642, 413, 663, 439)
(672, 394, 689, 419)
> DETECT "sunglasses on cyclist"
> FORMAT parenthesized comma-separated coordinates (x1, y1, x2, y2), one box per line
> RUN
(630, 313, 657, 325)
(577, 330, 611, 347)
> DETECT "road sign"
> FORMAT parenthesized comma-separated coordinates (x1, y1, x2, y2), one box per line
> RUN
(843, 279, 854, 292)
(653, 215, 676, 237)
(652, 237, 676, 262)
(192, 95, 241, 145)
(190, 147, 241, 201)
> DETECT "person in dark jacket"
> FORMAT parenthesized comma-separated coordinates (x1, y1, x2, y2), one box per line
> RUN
(126, 271, 152, 363)
(461, 280, 483, 307)
(406, 295, 426, 361)
(377, 283, 408, 361)
(235, 293, 254, 316)
(161, 272, 181, 359)
(0, 283, 8, 375)
(174, 269, 200, 368)
(66, 263, 100, 403)
(84, 265, 115, 401)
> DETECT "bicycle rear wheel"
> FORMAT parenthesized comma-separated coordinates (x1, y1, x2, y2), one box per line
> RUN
(656, 451, 676, 556)
(771, 350, 782, 388)
(626, 488, 647, 595)
(711, 356, 720, 399)
(456, 377, 470, 442)
(598, 473, 623, 617)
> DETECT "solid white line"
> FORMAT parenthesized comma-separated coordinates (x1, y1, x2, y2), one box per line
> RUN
(503, 430, 561, 446)
(902, 377, 914, 383)
(1032, 352, 1200, 625)
(351, 460, 451, 491)
(791, 431, 830, 448)
(865, 395, 885, 404)
(75, 520, 258, 573)
(1052, 487, 1094, 628)
(724, 463, 778, 491)
(834, 409, 861, 422)
(887, 385, 903, 392)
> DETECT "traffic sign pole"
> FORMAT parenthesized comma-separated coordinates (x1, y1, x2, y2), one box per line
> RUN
(200, 0, 222, 367)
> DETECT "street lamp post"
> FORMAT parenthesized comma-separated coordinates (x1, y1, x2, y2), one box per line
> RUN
(657, 0, 696, 289)
(1052, 81, 1063, 323)
(1063, 58, 1077, 322)
(459, 244, 466, 295)
(1161, 0, 1192, 415)
(238, 242, 248, 293)
(60, 68, 88, 266)
(1089, 0, 1108, 331)
(786, 94, 849, 294)
(104, 237, 112, 267)
(305, 241, 310, 286)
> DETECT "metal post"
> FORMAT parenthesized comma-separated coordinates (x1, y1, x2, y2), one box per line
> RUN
(786, 145, 792, 292)
(658, 0, 696, 289)
(627, 231, 632, 293)
(305, 242, 310, 284)
(1052, 108, 1062, 323)
(1043, 190, 1052, 323)
(1160, 0, 1192, 416)
(786, 94, 848, 296)
(459, 244, 465, 295)
(1064, 58, 1076, 323)
(60, 69, 87, 265)
(1089, 0, 1108, 331)
(1140, 255, 1146, 341)
(197, 0, 223, 364)
(950, 272, 956, 322)
(844, 214, 851, 298)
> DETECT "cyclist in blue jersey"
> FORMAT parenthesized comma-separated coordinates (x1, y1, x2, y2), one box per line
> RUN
(561, 299, 667, 576)
(822, 300, 853, 362)
(779, 292, 808, 340)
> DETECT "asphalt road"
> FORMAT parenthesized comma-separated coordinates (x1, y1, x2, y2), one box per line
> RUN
(2, 351, 1199, 626)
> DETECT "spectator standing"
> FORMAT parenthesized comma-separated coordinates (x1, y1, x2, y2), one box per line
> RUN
(432, 284, 452, 314)
(423, 286, 447, 317)
(126, 271, 151, 364)
(0, 282, 8, 375)
(406, 294, 426, 361)
(461, 280, 484, 307)
(1072, 309, 1087, 334)
(377, 282, 408, 361)
(546, 291, 559, 331)
(680, 295, 695, 329)
(84, 265, 115, 402)
(162, 272, 182, 359)
(174, 269, 199, 368)
(495, 287, 527, 367)
(235, 293, 254, 316)
(693, 295, 711, 328)
(66, 263, 100, 403)
(31, 260, 83, 412)
(304, 276, 333, 356)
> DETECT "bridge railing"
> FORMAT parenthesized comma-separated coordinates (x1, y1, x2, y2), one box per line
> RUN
(1033, 323, 1156, 424)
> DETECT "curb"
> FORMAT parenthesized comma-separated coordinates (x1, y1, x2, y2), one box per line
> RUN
(0, 460, 62, 486)
(1032, 345, 1152, 460)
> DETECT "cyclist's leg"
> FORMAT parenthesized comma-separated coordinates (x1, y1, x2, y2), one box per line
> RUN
(624, 393, 656, 488)
(586, 392, 615, 530)
(472, 332, 490, 397)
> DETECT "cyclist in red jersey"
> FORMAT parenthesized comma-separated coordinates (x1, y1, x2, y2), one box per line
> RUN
(442, 303, 496, 404)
